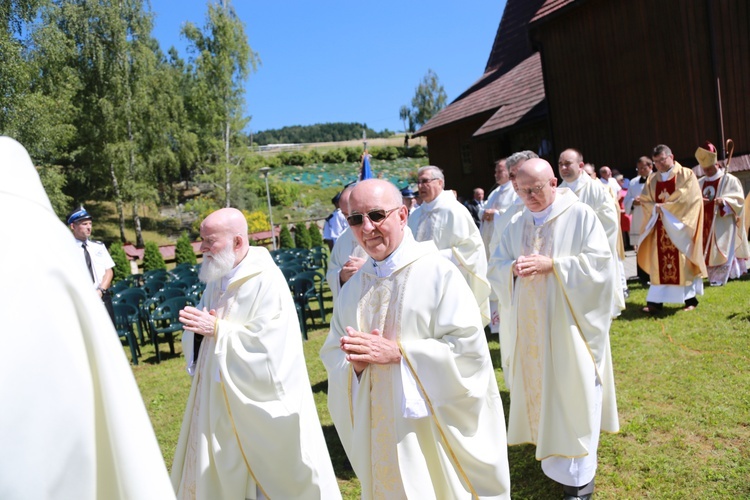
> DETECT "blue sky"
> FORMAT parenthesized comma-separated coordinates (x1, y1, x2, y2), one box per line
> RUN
(148, 1, 506, 134)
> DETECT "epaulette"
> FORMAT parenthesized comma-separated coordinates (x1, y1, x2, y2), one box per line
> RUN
(325, 213, 334, 222)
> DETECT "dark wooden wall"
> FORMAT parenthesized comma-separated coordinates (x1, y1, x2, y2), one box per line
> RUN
(530, 0, 749, 177)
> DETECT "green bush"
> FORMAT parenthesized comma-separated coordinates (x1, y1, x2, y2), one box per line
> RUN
(407, 144, 428, 158)
(142, 241, 167, 271)
(343, 147, 362, 162)
(279, 224, 294, 249)
(322, 148, 347, 164)
(269, 181, 301, 206)
(281, 151, 308, 166)
(371, 146, 399, 161)
(309, 222, 324, 247)
(307, 149, 322, 164)
(294, 223, 311, 249)
(109, 241, 131, 283)
(175, 232, 197, 265)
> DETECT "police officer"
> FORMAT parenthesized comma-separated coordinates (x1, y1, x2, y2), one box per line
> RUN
(68, 207, 116, 322)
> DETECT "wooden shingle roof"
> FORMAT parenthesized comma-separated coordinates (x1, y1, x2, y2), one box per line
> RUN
(530, 0, 577, 24)
(414, 0, 548, 138)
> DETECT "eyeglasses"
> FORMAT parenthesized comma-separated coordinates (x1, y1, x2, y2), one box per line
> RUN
(653, 155, 670, 164)
(558, 160, 576, 167)
(416, 178, 438, 185)
(346, 207, 400, 226)
(516, 179, 554, 197)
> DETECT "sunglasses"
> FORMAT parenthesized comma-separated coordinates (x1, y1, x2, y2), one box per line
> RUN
(346, 207, 400, 226)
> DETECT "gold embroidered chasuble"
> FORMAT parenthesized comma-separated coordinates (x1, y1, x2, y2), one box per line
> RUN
(490, 189, 619, 460)
(172, 248, 341, 500)
(321, 233, 511, 499)
(637, 162, 707, 285)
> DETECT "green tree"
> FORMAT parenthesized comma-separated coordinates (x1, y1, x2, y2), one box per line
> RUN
(109, 241, 131, 283)
(36, 164, 72, 220)
(174, 232, 197, 265)
(279, 224, 294, 249)
(406, 69, 447, 129)
(183, 0, 259, 208)
(142, 241, 166, 271)
(308, 222, 323, 248)
(399, 104, 415, 134)
(294, 223, 311, 249)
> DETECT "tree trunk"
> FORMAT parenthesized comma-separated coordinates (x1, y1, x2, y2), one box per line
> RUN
(224, 120, 231, 207)
(127, 117, 145, 247)
(109, 162, 127, 242)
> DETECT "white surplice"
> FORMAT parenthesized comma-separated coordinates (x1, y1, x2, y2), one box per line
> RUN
(171, 248, 340, 500)
(408, 190, 491, 325)
(479, 182, 518, 257)
(321, 231, 511, 499)
(489, 188, 619, 486)
(560, 173, 625, 316)
(0, 136, 175, 500)
(326, 226, 366, 302)
(624, 176, 648, 246)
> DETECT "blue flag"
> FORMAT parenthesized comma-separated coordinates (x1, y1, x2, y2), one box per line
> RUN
(359, 152, 373, 180)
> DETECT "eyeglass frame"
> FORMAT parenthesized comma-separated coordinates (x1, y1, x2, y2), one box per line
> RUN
(346, 206, 402, 227)
(516, 178, 555, 197)
(416, 177, 439, 185)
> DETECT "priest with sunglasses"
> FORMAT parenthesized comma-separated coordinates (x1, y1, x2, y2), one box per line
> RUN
(321, 179, 511, 499)
(407, 165, 492, 326)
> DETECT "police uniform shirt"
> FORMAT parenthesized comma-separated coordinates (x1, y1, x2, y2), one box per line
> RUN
(74, 237, 115, 289)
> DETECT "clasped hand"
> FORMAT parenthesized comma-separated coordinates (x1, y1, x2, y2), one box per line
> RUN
(340, 326, 401, 375)
(514, 254, 553, 278)
(179, 306, 218, 336)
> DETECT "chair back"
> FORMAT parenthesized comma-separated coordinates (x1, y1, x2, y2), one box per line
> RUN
(113, 303, 138, 332)
(114, 287, 147, 304)
(142, 279, 167, 296)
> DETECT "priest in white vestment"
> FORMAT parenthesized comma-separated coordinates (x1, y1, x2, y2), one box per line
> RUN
(325, 184, 367, 302)
(321, 179, 511, 499)
(172, 208, 340, 500)
(558, 148, 626, 316)
(0, 137, 175, 500)
(696, 141, 749, 285)
(488, 159, 619, 500)
(624, 157, 654, 285)
(408, 165, 491, 325)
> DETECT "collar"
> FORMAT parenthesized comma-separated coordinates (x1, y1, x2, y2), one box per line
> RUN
(372, 235, 408, 278)
(420, 189, 451, 212)
(529, 203, 555, 226)
(659, 166, 674, 181)
(706, 171, 722, 182)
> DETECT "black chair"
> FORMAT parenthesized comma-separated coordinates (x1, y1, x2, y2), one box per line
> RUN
(113, 303, 141, 365)
(292, 277, 320, 340)
(149, 296, 195, 363)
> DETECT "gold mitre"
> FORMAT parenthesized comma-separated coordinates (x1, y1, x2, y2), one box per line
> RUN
(695, 141, 718, 169)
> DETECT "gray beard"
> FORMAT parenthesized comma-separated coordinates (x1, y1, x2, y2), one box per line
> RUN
(199, 246, 236, 284)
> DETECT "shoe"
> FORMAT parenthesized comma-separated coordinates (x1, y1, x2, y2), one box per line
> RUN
(642, 305, 658, 314)
(563, 495, 592, 500)
(681, 305, 697, 312)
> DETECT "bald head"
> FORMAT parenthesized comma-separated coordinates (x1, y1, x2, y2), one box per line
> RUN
(351, 179, 403, 208)
(200, 208, 249, 267)
(515, 158, 557, 212)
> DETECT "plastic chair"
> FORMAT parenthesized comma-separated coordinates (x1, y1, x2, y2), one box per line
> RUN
(292, 277, 320, 340)
(113, 288, 148, 345)
(142, 278, 166, 297)
(109, 280, 131, 295)
(149, 296, 195, 363)
(163, 279, 192, 292)
(143, 269, 169, 282)
(295, 270, 326, 322)
(113, 303, 141, 365)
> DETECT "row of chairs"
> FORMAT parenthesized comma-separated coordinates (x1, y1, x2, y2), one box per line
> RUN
(112, 264, 204, 364)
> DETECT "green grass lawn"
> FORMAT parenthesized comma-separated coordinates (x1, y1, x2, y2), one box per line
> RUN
(131, 277, 750, 499)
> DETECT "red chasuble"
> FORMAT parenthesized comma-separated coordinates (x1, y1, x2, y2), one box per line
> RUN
(655, 177, 680, 284)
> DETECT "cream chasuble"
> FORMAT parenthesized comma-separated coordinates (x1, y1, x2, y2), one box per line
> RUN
(321, 232, 511, 499)
(479, 183, 518, 258)
(637, 162, 707, 292)
(560, 173, 625, 316)
(326, 226, 367, 302)
(489, 189, 619, 461)
(0, 137, 175, 500)
(171, 248, 340, 500)
(408, 190, 491, 325)
(699, 171, 749, 284)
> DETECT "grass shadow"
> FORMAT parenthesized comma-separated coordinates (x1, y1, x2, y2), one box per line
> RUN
(322, 424, 356, 481)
